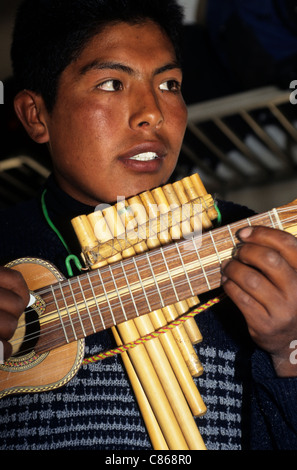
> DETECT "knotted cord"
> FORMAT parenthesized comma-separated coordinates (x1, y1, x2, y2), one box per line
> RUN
(82, 294, 225, 364)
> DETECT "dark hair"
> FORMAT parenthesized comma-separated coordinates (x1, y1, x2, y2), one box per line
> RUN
(11, 0, 184, 111)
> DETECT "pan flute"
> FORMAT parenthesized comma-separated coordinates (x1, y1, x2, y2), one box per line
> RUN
(71, 173, 218, 450)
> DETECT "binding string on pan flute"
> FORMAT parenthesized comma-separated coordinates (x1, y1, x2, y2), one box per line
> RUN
(71, 173, 218, 450)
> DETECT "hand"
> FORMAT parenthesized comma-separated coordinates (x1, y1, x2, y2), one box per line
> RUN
(0, 266, 29, 360)
(221, 226, 297, 377)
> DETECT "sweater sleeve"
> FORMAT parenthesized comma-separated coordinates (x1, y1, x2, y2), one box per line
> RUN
(250, 348, 297, 449)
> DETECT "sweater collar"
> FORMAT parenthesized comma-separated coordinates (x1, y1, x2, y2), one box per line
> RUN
(41, 175, 97, 261)
(43, 174, 95, 219)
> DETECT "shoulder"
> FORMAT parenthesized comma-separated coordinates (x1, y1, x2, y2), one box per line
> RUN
(0, 198, 66, 268)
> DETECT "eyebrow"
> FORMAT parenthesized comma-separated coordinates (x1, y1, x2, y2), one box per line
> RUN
(79, 60, 182, 77)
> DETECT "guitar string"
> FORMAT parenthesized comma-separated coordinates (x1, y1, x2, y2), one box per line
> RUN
(11, 206, 294, 346)
(8, 208, 297, 354)
(27, 206, 296, 311)
(31, 208, 281, 301)
(10, 212, 252, 333)
(28, 206, 291, 301)
(9, 261, 224, 354)
(9, 208, 297, 349)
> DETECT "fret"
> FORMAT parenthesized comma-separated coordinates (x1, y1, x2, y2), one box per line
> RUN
(191, 237, 211, 290)
(175, 242, 195, 297)
(268, 211, 276, 228)
(50, 284, 69, 343)
(86, 271, 106, 330)
(246, 218, 252, 226)
(209, 231, 222, 265)
(108, 264, 127, 322)
(270, 208, 284, 230)
(77, 276, 96, 333)
(145, 252, 165, 308)
(96, 269, 116, 325)
(159, 246, 180, 302)
(119, 260, 140, 316)
(227, 224, 236, 246)
(132, 256, 152, 312)
(68, 279, 86, 337)
(59, 281, 77, 341)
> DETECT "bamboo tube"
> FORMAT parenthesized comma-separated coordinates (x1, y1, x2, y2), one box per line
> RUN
(117, 198, 206, 413)
(91, 206, 207, 448)
(129, 190, 203, 376)
(190, 173, 218, 221)
(148, 308, 206, 416)
(87, 210, 189, 449)
(128, 195, 161, 250)
(172, 178, 219, 343)
(132, 314, 206, 449)
(71, 215, 108, 269)
(152, 185, 203, 345)
(161, 304, 204, 377)
(71, 174, 212, 449)
(112, 326, 169, 450)
(105, 203, 205, 405)
(115, 320, 189, 450)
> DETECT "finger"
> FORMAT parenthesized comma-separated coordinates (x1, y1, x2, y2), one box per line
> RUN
(237, 226, 297, 270)
(0, 287, 27, 319)
(221, 276, 270, 334)
(234, 242, 297, 294)
(0, 267, 29, 311)
(221, 258, 281, 316)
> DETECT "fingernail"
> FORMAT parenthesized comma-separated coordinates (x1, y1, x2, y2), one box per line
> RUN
(221, 275, 228, 284)
(27, 293, 36, 308)
(238, 227, 253, 239)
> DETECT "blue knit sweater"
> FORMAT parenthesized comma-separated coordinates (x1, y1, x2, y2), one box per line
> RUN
(0, 176, 297, 450)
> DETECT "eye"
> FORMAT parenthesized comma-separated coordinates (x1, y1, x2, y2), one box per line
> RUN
(159, 80, 181, 93)
(97, 79, 123, 91)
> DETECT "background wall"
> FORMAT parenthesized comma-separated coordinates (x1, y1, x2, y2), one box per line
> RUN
(179, 0, 200, 24)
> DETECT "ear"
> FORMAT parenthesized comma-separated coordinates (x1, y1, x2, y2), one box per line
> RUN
(13, 90, 50, 144)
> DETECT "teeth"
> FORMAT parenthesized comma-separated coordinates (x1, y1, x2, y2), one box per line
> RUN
(129, 152, 158, 161)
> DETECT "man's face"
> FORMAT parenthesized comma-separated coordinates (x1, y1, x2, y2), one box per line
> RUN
(44, 20, 188, 205)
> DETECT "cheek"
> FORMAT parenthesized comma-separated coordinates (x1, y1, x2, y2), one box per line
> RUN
(168, 101, 188, 142)
(51, 102, 116, 159)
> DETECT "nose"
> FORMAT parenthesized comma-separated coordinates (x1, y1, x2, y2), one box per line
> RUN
(129, 86, 164, 130)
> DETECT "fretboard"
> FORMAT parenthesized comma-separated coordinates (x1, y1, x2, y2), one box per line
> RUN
(34, 200, 297, 354)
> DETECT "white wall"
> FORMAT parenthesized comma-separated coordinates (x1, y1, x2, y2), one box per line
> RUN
(178, 0, 200, 23)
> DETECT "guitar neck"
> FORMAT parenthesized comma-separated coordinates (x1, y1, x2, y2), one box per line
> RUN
(35, 200, 297, 354)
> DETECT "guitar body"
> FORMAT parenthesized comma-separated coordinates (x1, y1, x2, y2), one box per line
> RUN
(0, 258, 85, 399)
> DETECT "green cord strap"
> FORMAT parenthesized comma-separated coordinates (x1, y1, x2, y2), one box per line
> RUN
(41, 189, 82, 276)
(214, 203, 222, 226)
(65, 254, 83, 277)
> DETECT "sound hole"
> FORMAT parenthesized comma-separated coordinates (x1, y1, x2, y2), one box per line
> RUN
(0, 294, 48, 372)
(11, 293, 45, 358)
(13, 308, 40, 357)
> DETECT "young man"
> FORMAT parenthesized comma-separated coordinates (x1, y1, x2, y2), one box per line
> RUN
(0, 0, 297, 450)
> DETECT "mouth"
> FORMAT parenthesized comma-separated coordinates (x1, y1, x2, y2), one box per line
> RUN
(129, 152, 159, 161)
(119, 142, 167, 161)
